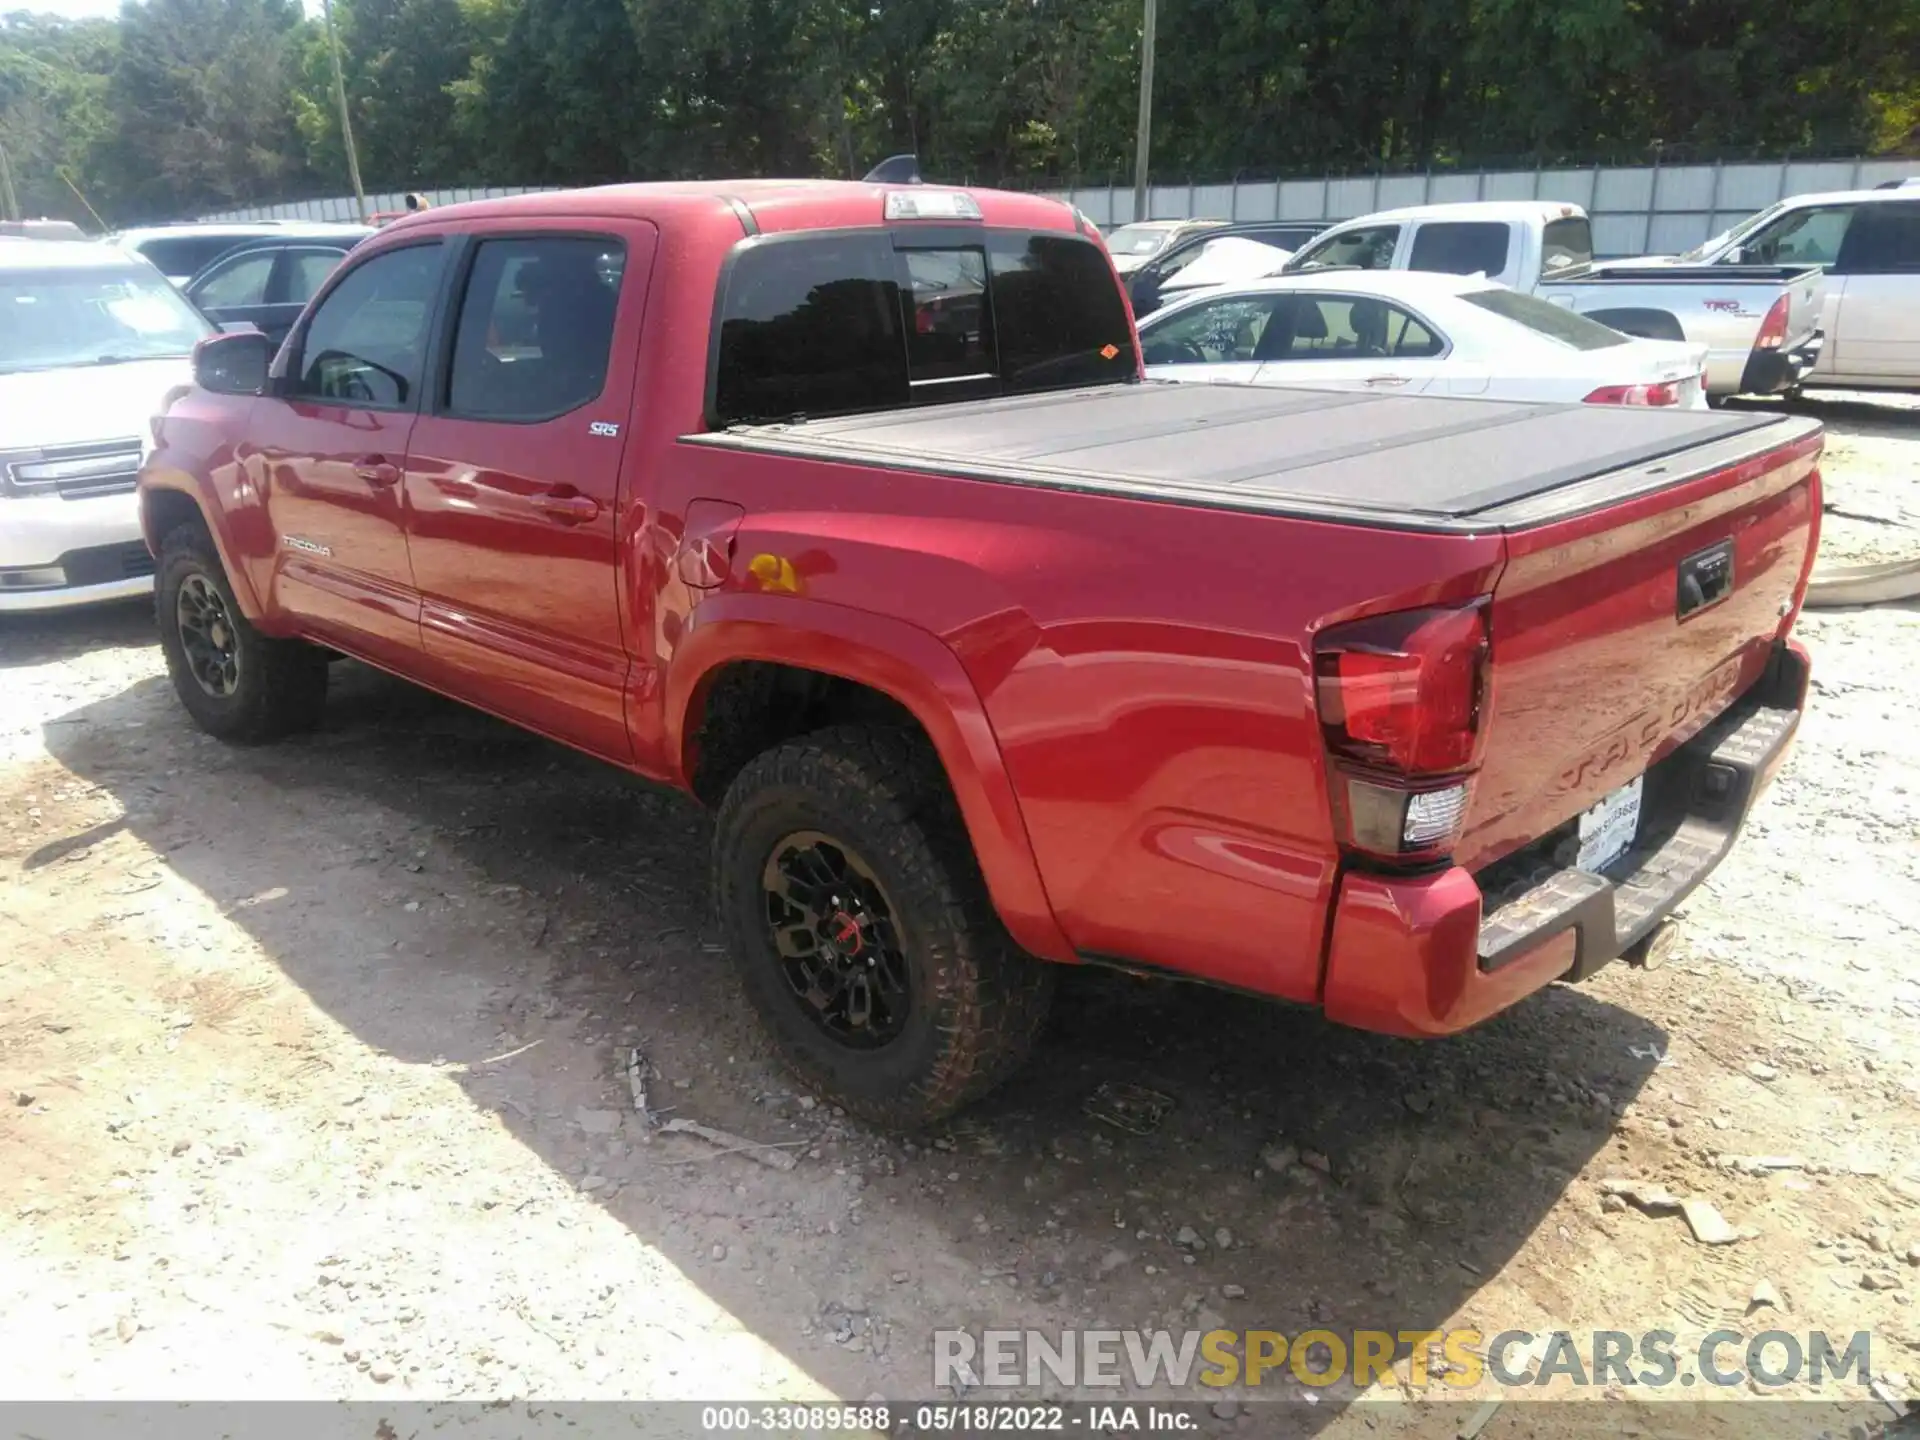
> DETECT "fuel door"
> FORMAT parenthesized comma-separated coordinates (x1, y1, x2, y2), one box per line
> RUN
(676, 499, 746, 589)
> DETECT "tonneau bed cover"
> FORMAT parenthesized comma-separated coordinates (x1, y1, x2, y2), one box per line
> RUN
(685, 381, 1819, 532)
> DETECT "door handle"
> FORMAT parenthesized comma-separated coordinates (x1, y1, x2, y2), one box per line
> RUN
(1365, 374, 1410, 387)
(531, 490, 601, 524)
(353, 456, 400, 486)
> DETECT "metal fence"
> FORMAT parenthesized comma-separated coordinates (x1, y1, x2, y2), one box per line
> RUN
(1046, 156, 1916, 256)
(203, 155, 1916, 257)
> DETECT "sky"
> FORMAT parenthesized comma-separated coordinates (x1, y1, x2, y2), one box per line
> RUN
(18, 0, 324, 19)
(17, 0, 125, 18)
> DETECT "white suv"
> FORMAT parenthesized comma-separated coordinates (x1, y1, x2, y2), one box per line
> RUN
(1, 241, 212, 612)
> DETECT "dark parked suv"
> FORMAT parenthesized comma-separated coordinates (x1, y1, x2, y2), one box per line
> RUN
(184, 230, 372, 345)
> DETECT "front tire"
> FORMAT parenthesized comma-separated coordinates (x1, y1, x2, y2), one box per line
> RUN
(712, 724, 1054, 1129)
(156, 520, 328, 742)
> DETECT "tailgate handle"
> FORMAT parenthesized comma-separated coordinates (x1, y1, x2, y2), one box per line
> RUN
(1676, 539, 1735, 619)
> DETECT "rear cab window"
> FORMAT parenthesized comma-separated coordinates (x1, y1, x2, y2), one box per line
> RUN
(1408, 222, 1512, 277)
(710, 228, 1134, 427)
(1541, 217, 1594, 273)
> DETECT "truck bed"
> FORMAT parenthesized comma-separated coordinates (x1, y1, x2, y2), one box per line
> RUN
(685, 382, 1819, 532)
(1553, 261, 1824, 286)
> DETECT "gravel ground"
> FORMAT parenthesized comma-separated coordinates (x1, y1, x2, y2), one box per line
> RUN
(1, 396, 1916, 1433)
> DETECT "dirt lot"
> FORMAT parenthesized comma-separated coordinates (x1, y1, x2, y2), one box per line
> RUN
(2, 394, 1917, 1431)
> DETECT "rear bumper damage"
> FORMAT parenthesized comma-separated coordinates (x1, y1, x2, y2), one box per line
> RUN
(1321, 639, 1809, 1037)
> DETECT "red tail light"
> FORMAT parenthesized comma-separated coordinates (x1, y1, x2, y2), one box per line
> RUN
(1316, 604, 1492, 862)
(1583, 380, 1681, 407)
(1316, 605, 1491, 774)
(1755, 294, 1790, 350)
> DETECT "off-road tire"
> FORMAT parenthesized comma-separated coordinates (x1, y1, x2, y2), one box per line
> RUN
(712, 723, 1054, 1129)
(156, 520, 329, 743)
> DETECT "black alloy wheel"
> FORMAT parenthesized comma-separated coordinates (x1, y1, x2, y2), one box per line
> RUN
(762, 830, 912, 1049)
(175, 572, 241, 698)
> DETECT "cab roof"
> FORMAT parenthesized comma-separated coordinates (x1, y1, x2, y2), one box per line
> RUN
(1331, 200, 1589, 227)
(1759, 187, 1920, 209)
(373, 179, 1085, 239)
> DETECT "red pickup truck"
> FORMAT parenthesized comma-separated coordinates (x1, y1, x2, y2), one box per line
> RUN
(140, 181, 1822, 1127)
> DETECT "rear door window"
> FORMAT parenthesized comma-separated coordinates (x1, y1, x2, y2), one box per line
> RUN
(1266, 295, 1444, 359)
(710, 229, 1133, 426)
(282, 248, 351, 304)
(1834, 202, 1920, 274)
(446, 236, 627, 420)
(1408, 222, 1511, 277)
(191, 249, 276, 308)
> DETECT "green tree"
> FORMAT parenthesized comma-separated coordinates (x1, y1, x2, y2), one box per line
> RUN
(4, 0, 1915, 226)
(100, 0, 313, 219)
(0, 14, 118, 222)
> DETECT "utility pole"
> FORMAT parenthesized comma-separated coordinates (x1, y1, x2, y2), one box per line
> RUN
(320, 0, 368, 222)
(1131, 0, 1158, 224)
(0, 139, 20, 222)
(60, 169, 107, 231)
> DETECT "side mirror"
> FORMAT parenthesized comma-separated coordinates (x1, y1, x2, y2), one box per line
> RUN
(1722, 244, 1745, 265)
(193, 330, 273, 396)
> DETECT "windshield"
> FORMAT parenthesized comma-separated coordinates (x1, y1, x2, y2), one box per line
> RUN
(1285, 223, 1401, 273)
(1104, 225, 1175, 257)
(0, 264, 213, 375)
(1462, 287, 1630, 350)
(1681, 203, 1784, 262)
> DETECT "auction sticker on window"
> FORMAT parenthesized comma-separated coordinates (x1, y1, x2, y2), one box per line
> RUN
(1577, 774, 1644, 872)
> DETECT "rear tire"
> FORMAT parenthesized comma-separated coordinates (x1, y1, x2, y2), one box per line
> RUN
(712, 724, 1054, 1129)
(156, 520, 328, 743)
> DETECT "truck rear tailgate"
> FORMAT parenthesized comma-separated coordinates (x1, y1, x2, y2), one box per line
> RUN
(1460, 419, 1824, 878)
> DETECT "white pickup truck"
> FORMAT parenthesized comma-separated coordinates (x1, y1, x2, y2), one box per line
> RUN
(1282, 201, 1822, 400)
